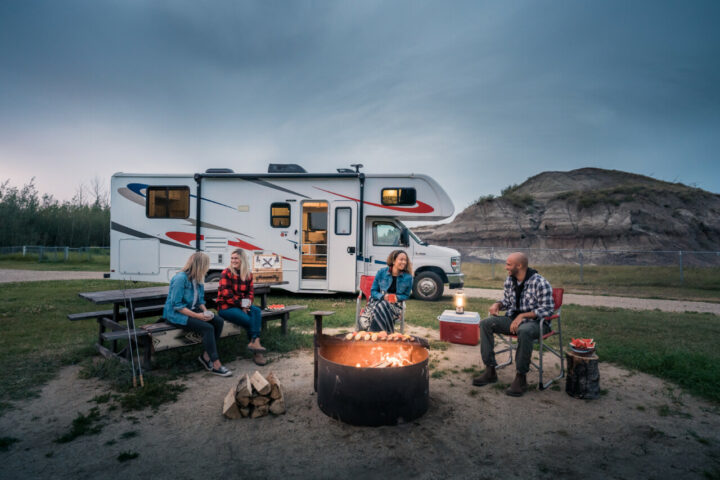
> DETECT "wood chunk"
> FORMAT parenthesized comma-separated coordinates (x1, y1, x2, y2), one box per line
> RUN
(236, 374, 252, 400)
(250, 404, 269, 418)
(266, 372, 282, 400)
(269, 397, 286, 415)
(252, 395, 270, 406)
(239, 407, 251, 418)
(237, 396, 251, 407)
(222, 387, 241, 419)
(250, 370, 271, 396)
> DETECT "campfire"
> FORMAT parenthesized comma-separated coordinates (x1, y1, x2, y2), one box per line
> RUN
(314, 319, 429, 426)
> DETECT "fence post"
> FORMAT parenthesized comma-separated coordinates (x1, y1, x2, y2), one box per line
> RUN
(578, 250, 584, 283)
(490, 247, 495, 279)
(39, 246, 44, 262)
(678, 251, 684, 285)
(64, 246, 69, 261)
(22, 246, 26, 257)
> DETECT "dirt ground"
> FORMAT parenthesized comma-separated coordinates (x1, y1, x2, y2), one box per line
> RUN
(2, 326, 719, 480)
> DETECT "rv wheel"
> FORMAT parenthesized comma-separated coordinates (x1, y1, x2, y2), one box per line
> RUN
(205, 272, 222, 283)
(412, 271, 444, 301)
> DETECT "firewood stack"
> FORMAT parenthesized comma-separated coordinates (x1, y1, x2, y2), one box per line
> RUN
(223, 371, 286, 419)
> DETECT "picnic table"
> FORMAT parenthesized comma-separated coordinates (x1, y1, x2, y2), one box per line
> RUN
(72, 281, 307, 368)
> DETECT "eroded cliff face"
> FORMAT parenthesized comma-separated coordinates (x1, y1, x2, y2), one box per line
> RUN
(414, 168, 720, 253)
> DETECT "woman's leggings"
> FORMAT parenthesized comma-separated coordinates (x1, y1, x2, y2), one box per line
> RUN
(218, 306, 262, 340)
(181, 316, 224, 362)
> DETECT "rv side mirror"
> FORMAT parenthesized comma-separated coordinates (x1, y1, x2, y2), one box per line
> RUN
(400, 228, 409, 247)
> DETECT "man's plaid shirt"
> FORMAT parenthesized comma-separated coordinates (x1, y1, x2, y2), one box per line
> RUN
(216, 268, 254, 311)
(499, 270, 555, 324)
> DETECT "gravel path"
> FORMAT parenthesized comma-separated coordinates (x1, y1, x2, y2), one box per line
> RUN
(463, 287, 720, 315)
(0, 268, 104, 283)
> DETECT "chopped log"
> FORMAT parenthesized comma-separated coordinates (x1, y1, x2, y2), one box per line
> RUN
(237, 396, 251, 407)
(222, 387, 241, 419)
(250, 404, 269, 418)
(565, 351, 600, 399)
(266, 372, 282, 400)
(252, 395, 271, 406)
(250, 371, 271, 396)
(236, 374, 253, 401)
(269, 397, 286, 415)
(240, 407, 251, 418)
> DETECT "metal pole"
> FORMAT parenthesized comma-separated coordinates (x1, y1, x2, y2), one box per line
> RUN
(64, 246, 69, 261)
(490, 247, 495, 279)
(679, 251, 684, 285)
(578, 250, 584, 283)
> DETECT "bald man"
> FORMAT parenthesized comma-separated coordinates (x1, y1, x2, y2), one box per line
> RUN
(473, 252, 555, 396)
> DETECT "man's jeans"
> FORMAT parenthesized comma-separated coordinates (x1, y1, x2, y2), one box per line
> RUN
(480, 315, 549, 374)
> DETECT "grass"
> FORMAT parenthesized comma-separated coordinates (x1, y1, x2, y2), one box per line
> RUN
(0, 251, 109, 271)
(0, 282, 719, 420)
(54, 407, 104, 443)
(462, 262, 720, 302)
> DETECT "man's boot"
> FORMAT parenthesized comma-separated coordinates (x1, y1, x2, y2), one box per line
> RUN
(472, 366, 497, 386)
(505, 373, 527, 397)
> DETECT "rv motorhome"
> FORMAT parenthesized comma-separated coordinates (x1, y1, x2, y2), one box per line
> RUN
(109, 165, 464, 301)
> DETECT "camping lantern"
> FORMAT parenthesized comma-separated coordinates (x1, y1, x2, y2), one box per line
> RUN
(454, 290, 465, 314)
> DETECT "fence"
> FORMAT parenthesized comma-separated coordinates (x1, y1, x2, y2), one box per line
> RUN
(0, 246, 110, 263)
(448, 245, 720, 285)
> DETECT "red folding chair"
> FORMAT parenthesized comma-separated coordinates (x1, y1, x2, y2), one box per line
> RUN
(355, 275, 405, 333)
(496, 288, 565, 390)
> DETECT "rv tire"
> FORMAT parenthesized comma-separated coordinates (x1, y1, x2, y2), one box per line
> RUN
(205, 272, 222, 283)
(412, 271, 444, 301)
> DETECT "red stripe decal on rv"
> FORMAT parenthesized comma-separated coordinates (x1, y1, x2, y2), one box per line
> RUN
(312, 187, 435, 214)
(228, 239, 263, 251)
(167, 231, 203, 246)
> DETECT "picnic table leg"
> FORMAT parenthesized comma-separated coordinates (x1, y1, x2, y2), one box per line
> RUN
(260, 292, 268, 310)
(281, 312, 289, 335)
(141, 336, 153, 371)
(112, 303, 120, 352)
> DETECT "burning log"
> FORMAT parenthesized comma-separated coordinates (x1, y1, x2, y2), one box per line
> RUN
(223, 371, 287, 420)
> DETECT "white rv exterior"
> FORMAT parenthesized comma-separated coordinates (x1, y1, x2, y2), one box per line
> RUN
(109, 167, 464, 300)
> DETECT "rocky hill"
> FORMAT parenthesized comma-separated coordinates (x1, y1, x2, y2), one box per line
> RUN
(414, 168, 720, 263)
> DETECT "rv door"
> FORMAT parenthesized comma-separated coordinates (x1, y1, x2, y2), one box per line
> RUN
(328, 200, 357, 292)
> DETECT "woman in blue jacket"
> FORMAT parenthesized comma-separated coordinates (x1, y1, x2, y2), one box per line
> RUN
(163, 252, 231, 377)
(362, 250, 413, 333)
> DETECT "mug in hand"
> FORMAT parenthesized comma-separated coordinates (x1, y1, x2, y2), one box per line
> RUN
(241, 298, 251, 308)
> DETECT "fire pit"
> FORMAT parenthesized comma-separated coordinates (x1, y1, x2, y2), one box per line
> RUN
(313, 313, 429, 426)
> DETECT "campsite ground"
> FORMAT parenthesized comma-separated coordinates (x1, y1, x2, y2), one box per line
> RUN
(2, 324, 720, 479)
(1, 272, 719, 479)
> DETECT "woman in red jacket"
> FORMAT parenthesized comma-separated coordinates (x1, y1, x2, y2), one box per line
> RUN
(216, 249, 267, 365)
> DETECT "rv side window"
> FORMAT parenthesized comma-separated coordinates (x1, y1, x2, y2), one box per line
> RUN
(146, 186, 190, 218)
(271, 203, 291, 228)
(335, 207, 351, 235)
(373, 222, 401, 246)
(381, 188, 416, 206)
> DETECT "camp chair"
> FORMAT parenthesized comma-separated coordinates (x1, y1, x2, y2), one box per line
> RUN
(495, 288, 565, 390)
(355, 275, 406, 333)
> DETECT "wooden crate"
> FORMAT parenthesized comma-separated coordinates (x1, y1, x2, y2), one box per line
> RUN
(252, 253, 283, 283)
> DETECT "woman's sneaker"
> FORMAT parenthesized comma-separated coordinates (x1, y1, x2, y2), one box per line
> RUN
(198, 355, 213, 371)
(211, 365, 232, 377)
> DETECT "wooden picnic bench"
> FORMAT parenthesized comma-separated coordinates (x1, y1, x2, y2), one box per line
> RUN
(72, 281, 306, 369)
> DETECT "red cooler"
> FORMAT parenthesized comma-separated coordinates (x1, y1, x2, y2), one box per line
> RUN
(438, 310, 481, 346)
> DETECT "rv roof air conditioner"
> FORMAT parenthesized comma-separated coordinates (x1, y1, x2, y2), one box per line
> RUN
(205, 168, 234, 174)
(268, 164, 307, 173)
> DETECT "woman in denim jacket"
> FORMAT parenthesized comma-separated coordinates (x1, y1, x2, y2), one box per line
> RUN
(362, 250, 413, 333)
(163, 252, 231, 377)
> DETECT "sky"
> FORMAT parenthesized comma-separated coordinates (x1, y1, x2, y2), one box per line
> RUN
(1, 0, 719, 217)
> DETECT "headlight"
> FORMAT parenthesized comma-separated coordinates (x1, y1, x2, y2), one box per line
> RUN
(451, 256, 461, 273)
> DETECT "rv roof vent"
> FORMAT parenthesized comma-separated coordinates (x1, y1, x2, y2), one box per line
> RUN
(268, 163, 307, 173)
(205, 168, 234, 174)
